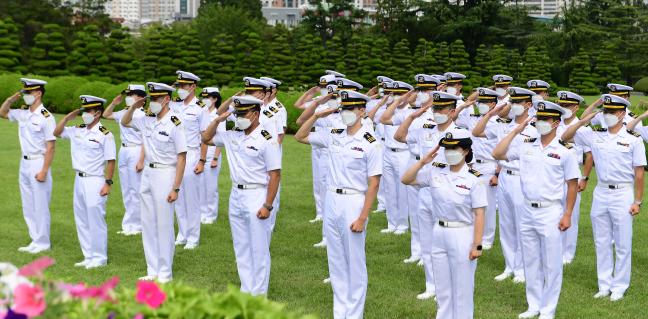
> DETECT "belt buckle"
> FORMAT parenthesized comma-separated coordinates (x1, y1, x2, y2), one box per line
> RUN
(237, 185, 244, 189)
(608, 185, 617, 189)
(531, 203, 540, 208)
(23, 155, 28, 159)
(336, 189, 343, 194)
(148, 163, 155, 168)
(438, 220, 445, 227)
(476, 159, 483, 163)
(415, 156, 420, 160)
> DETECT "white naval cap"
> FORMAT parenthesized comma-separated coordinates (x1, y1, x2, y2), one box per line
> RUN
(319, 74, 337, 86)
(476, 87, 500, 101)
(243, 77, 273, 91)
(260, 77, 282, 87)
(431, 74, 447, 83)
(386, 81, 414, 94)
(233, 95, 263, 114)
(414, 74, 440, 90)
(326, 84, 338, 94)
(601, 93, 631, 110)
(326, 70, 346, 78)
(493, 74, 513, 85)
(431, 91, 463, 108)
(534, 100, 569, 118)
(556, 91, 584, 105)
(20, 78, 47, 93)
(122, 84, 146, 95)
(339, 90, 370, 109)
(508, 87, 537, 101)
(175, 70, 201, 85)
(200, 87, 220, 97)
(376, 75, 394, 83)
(607, 83, 633, 95)
(336, 78, 363, 90)
(444, 72, 466, 83)
(527, 79, 550, 92)
(146, 82, 175, 97)
(79, 95, 107, 109)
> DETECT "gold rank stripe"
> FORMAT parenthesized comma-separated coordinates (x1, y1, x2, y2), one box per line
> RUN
(536, 111, 561, 117)
(530, 87, 548, 91)
(149, 92, 167, 96)
(245, 87, 265, 91)
(494, 81, 511, 85)
(23, 86, 41, 90)
(433, 101, 455, 106)
(446, 79, 462, 83)
(509, 96, 531, 100)
(82, 102, 102, 107)
(176, 79, 194, 84)
(338, 87, 358, 91)
(341, 101, 366, 106)
(603, 104, 626, 109)
(385, 88, 409, 93)
(417, 83, 437, 87)
(557, 100, 579, 104)
(442, 140, 460, 145)
(610, 91, 630, 96)
(235, 104, 258, 111)
(478, 96, 497, 100)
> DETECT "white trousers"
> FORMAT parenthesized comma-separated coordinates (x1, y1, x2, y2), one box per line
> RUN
(325, 191, 367, 319)
(118, 146, 142, 232)
(496, 172, 524, 277)
(140, 166, 176, 280)
(418, 190, 436, 293)
(519, 203, 563, 317)
(561, 191, 581, 261)
(312, 147, 328, 219)
(229, 187, 272, 296)
(200, 154, 221, 222)
(383, 148, 409, 231)
(73, 175, 108, 264)
(18, 158, 51, 249)
(406, 158, 421, 258)
(473, 161, 497, 246)
(176, 148, 202, 245)
(591, 185, 634, 294)
(432, 224, 477, 319)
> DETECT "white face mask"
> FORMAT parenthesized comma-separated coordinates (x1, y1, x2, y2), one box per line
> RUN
(446, 86, 458, 95)
(495, 88, 506, 96)
(433, 112, 449, 124)
(511, 103, 525, 117)
(445, 149, 464, 165)
(477, 103, 490, 114)
(81, 112, 96, 125)
(561, 109, 573, 119)
(235, 116, 252, 130)
(149, 101, 163, 115)
(340, 110, 358, 126)
(177, 88, 190, 101)
(532, 95, 543, 103)
(416, 91, 428, 103)
(603, 113, 620, 127)
(378, 88, 385, 97)
(23, 94, 36, 106)
(535, 120, 554, 136)
(125, 96, 136, 107)
(202, 99, 213, 108)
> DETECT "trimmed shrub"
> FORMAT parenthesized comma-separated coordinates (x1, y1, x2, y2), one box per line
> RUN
(634, 77, 648, 95)
(0, 72, 23, 102)
(45, 76, 90, 113)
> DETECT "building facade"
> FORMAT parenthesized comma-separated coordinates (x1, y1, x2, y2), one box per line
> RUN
(106, 0, 200, 29)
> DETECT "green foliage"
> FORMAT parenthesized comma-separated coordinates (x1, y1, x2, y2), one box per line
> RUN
(29, 24, 68, 77)
(634, 77, 648, 94)
(0, 19, 24, 73)
(449, 40, 477, 91)
(105, 27, 138, 83)
(68, 24, 108, 78)
(208, 33, 236, 87)
(388, 39, 412, 80)
(194, 3, 266, 45)
(591, 43, 622, 90)
(0, 73, 24, 103)
(567, 48, 599, 95)
(413, 39, 437, 75)
(268, 26, 295, 87)
(45, 76, 96, 112)
(520, 46, 553, 86)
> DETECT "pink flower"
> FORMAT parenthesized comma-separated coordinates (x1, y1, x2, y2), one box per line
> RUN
(135, 281, 165, 309)
(12, 284, 45, 318)
(18, 257, 54, 278)
(133, 314, 144, 319)
(58, 276, 119, 302)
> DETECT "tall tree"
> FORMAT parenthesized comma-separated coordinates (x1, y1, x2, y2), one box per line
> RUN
(301, 0, 367, 47)
(268, 26, 295, 87)
(435, 41, 450, 74)
(200, 0, 264, 20)
(449, 40, 477, 90)
(520, 46, 552, 84)
(28, 24, 68, 76)
(413, 39, 437, 75)
(388, 38, 412, 81)
(208, 33, 236, 86)
(0, 19, 24, 73)
(591, 43, 622, 89)
(68, 24, 108, 78)
(567, 48, 598, 95)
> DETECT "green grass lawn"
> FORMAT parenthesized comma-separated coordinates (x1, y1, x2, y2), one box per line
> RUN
(1, 113, 648, 319)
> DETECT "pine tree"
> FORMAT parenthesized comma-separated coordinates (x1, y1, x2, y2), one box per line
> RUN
(367, 37, 390, 82)
(507, 49, 523, 80)
(323, 35, 345, 71)
(29, 24, 68, 76)
(413, 39, 437, 75)
(592, 43, 622, 89)
(434, 41, 450, 74)
(388, 38, 412, 81)
(0, 19, 24, 73)
(159, 27, 184, 84)
(342, 34, 362, 82)
(294, 33, 324, 87)
(268, 26, 294, 87)
(449, 40, 476, 90)
(209, 33, 236, 87)
(236, 31, 265, 79)
(489, 44, 509, 78)
(140, 26, 166, 82)
(474, 44, 491, 85)
(568, 48, 598, 95)
(105, 27, 137, 83)
(520, 46, 552, 84)
(354, 35, 375, 86)
(68, 24, 107, 78)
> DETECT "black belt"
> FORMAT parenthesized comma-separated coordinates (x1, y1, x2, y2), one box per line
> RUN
(78, 172, 91, 177)
(476, 159, 491, 163)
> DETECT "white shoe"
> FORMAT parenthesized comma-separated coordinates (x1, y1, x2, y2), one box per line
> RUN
(416, 290, 435, 300)
(28, 246, 49, 254)
(322, 277, 331, 284)
(513, 275, 526, 284)
(403, 256, 421, 264)
(313, 240, 327, 248)
(129, 230, 142, 236)
(309, 216, 323, 223)
(85, 261, 106, 269)
(184, 243, 198, 250)
(482, 243, 493, 250)
(380, 228, 395, 234)
(518, 310, 540, 318)
(157, 277, 172, 284)
(538, 315, 554, 319)
(174, 240, 187, 246)
(17, 243, 35, 253)
(393, 229, 407, 235)
(201, 219, 215, 225)
(593, 290, 610, 299)
(372, 208, 386, 214)
(138, 275, 156, 281)
(417, 260, 424, 267)
(562, 257, 573, 265)
(494, 271, 512, 282)
(74, 260, 90, 267)
(610, 292, 624, 301)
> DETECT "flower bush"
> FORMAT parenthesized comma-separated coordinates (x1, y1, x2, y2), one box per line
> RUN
(0, 257, 315, 319)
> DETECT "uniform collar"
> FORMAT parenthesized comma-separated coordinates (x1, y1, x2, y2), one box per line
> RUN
(156, 110, 173, 125)
(242, 124, 263, 139)
(533, 135, 561, 148)
(86, 121, 103, 132)
(30, 104, 45, 115)
(443, 163, 470, 178)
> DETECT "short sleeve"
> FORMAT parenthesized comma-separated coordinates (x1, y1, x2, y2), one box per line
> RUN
(103, 134, 117, 161)
(308, 130, 332, 148)
(366, 143, 383, 177)
(485, 120, 499, 140)
(562, 149, 580, 181)
(112, 110, 125, 123)
(573, 127, 593, 148)
(212, 131, 227, 147)
(415, 165, 432, 187)
(129, 115, 145, 132)
(455, 111, 470, 129)
(172, 124, 188, 154)
(506, 143, 521, 161)
(198, 108, 210, 132)
(632, 137, 647, 167)
(392, 111, 406, 126)
(470, 178, 488, 208)
(374, 107, 386, 125)
(59, 126, 75, 139)
(43, 117, 56, 142)
(637, 125, 648, 143)
(263, 141, 282, 172)
(7, 109, 21, 122)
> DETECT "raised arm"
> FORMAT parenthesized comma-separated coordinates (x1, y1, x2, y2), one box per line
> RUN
(102, 95, 122, 120)
(121, 98, 146, 127)
(626, 108, 648, 131)
(560, 112, 597, 142)
(294, 108, 336, 144)
(296, 93, 332, 126)
(402, 146, 439, 185)
(201, 111, 231, 145)
(580, 97, 603, 119)
(0, 92, 20, 119)
(492, 118, 532, 160)
(54, 109, 81, 137)
(472, 104, 504, 138)
(294, 87, 319, 109)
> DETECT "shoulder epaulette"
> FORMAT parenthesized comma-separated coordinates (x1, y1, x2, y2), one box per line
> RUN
(559, 139, 573, 149)
(431, 162, 447, 168)
(269, 106, 279, 113)
(524, 137, 537, 143)
(261, 129, 272, 140)
(469, 168, 483, 177)
(496, 118, 512, 123)
(173, 97, 182, 102)
(629, 112, 637, 118)
(76, 123, 86, 128)
(276, 101, 284, 109)
(423, 123, 436, 129)
(263, 110, 274, 118)
(627, 129, 641, 137)
(20, 105, 28, 110)
(40, 109, 51, 118)
(145, 110, 155, 117)
(99, 126, 110, 135)
(470, 114, 480, 117)
(594, 127, 607, 132)
(197, 100, 206, 108)
(364, 132, 377, 143)
(171, 116, 181, 126)
(331, 129, 344, 134)
(530, 122, 536, 127)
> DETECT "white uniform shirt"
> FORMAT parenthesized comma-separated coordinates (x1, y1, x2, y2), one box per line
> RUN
(507, 136, 580, 202)
(393, 108, 435, 157)
(170, 97, 208, 148)
(414, 123, 467, 164)
(591, 112, 641, 129)
(557, 118, 591, 165)
(130, 111, 187, 165)
(268, 98, 288, 129)
(260, 102, 284, 137)
(367, 99, 385, 141)
(417, 164, 487, 224)
(486, 119, 539, 171)
(60, 122, 117, 176)
(574, 127, 646, 184)
(204, 108, 226, 160)
(8, 104, 56, 156)
(309, 127, 383, 192)
(458, 115, 498, 161)
(112, 108, 145, 146)
(213, 125, 282, 185)
(376, 106, 408, 150)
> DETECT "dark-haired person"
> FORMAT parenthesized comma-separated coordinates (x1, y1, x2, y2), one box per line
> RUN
(0, 78, 56, 254)
(494, 100, 579, 319)
(295, 90, 382, 319)
(198, 87, 224, 225)
(54, 95, 116, 269)
(402, 129, 485, 319)
(103, 84, 148, 236)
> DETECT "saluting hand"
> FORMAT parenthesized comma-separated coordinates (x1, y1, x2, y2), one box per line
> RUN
(111, 94, 123, 106)
(314, 107, 337, 118)
(66, 108, 81, 120)
(559, 214, 571, 231)
(420, 146, 440, 164)
(512, 117, 533, 134)
(216, 111, 231, 123)
(410, 104, 431, 119)
(6, 92, 21, 104)
(581, 110, 599, 123)
(350, 217, 367, 233)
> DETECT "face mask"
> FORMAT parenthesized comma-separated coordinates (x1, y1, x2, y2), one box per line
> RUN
(561, 109, 573, 119)
(535, 120, 554, 136)
(149, 101, 163, 115)
(511, 103, 525, 117)
(603, 113, 619, 127)
(445, 149, 464, 165)
(202, 99, 213, 108)
(125, 96, 136, 107)
(341, 110, 358, 126)
(81, 112, 96, 125)
(433, 112, 449, 124)
(477, 103, 490, 114)
(495, 88, 506, 96)
(23, 94, 36, 106)
(177, 89, 190, 101)
(235, 116, 252, 130)
(378, 88, 385, 97)
(446, 86, 458, 95)
(532, 95, 543, 103)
